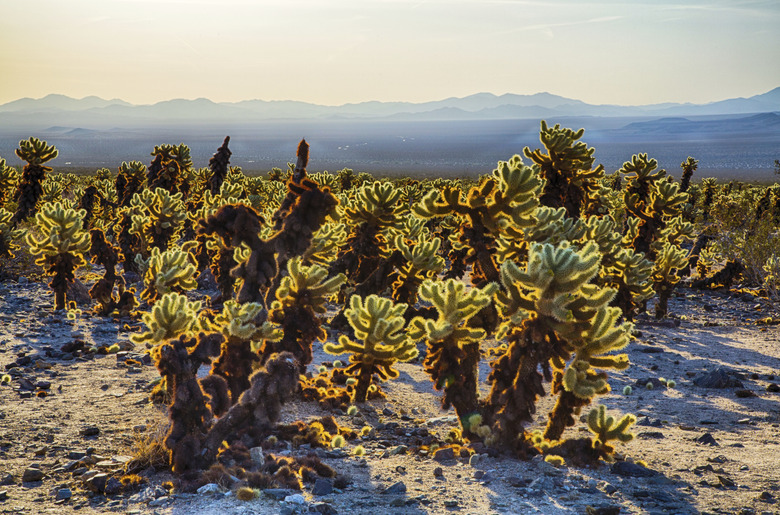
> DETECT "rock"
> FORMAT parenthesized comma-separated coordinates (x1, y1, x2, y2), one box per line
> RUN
(638, 431, 665, 439)
(468, 454, 481, 467)
(443, 500, 459, 507)
(284, 493, 306, 504)
(611, 461, 656, 478)
(55, 488, 72, 500)
(717, 475, 736, 487)
(310, 502, 338, 514)
(312, 478, 333, 496)
(433, 447, 456, 462)
(197, 483, 222, 495)
(735, 389, 757, 398)
(425, 415, 459, 427)
(262, 488, 292, 500)
(80, 426, 100, 437)
(85, 473, 109, 493)
(767, 383, 780, 393)
(104, 477, 122, 495)
(433, 467, 444, 477)
(249, 446, 265, 465)
(0, 474, 14, 486)
(382, 481, 407, 495)
(148, 496, 170, 507)
(693, 367, 744, 388)
(67, 279, 91, 306)
(22, 467, 45, 482)
(637, 417, 664, 427)
(696, 433, 719, 446)
(586, 505, 621, 515)
(758, 491, 774, 502)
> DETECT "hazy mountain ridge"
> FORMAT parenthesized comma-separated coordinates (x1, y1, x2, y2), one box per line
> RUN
(2, 88, 779, 127)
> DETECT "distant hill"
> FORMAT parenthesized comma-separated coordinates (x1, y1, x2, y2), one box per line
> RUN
(619, 112, 780, 135)
(2, 88, 780, 129)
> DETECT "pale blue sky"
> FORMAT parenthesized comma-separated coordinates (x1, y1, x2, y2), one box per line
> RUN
(1, 0, 778, 106)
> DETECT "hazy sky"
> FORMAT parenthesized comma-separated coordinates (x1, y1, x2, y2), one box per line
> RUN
(1, 0, 778, 106)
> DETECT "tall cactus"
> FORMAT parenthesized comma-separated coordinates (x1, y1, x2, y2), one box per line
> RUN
(12, 138, 58, 225)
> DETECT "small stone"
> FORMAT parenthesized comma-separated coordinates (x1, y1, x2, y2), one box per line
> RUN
(433, 467, 444, 477)
(696, 433, 719, 446)
(197, 483, 222, 495)
(312, 478, 333, 496)
(443, 500, 459, 507)
(766, 383, 780, 393)
(758, 491, 774, 502)
(735, 389, 757, 398)
(250, 446, 265, 465)
(433, 447, 456, 462)
(717, 475, 736, 487)
(262, 488, 292, 500)
(55, 488, 72, 500)
(468, 454, 480, 467)
(0, 474, 14, 486)
(104, 477, 122, 495)
(310, 502, 338, 514)
(284, 493, 306, 504)
(382, 481, 407, 495)
(0, 491, 7, 501)
(85, 473, 109, 493)
(473, 470, 485, 480)
(148, 496, 169, 507)
(80, 426, 100, 437)
(693, 367, 744, 388)
(22, 467, 45, 482)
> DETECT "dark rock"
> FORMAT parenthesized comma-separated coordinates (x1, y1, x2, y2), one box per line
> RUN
(67, 451, 87, 460)
(611, 461, 656, 478)
(80, 426, 100, 437)
(55, 488, 72, 500)
(382, 481, 407, 495)
(85, 473, 109, 493)
(638, 432, 665, 439)
(636, 417, 664, 427)
(603, 484, 618, 495)
(263, 489, 293, 500)
(310, 502, 338, 514)
(758, 491, 774, 502)
(696, 433, 719, 446)
(693, 367, 744, 388)
(433, 467, 444, 477)
(104, 477, 122, 495)
(638, 346, 664, 353)
(0, 474, 14, 486)
(433, 447, 456, 462)
(767, 383, 780, 393)
(0, 491, 7, 501)
(717, 475, 736, 488)
(22, 467, 44, 482)
(734, 389, 756, 398)
(312, 478, 333, 496)
(586, 505, 621, 515)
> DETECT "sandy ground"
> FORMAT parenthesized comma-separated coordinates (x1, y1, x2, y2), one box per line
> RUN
(0, 277, 779, 515)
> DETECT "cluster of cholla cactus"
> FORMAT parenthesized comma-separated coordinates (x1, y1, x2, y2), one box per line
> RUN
(4, 123, 730, 481)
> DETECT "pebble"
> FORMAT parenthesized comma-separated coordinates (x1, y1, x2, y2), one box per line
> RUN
(22, 467, 45, 482)
(55, 488, 72, 500)
(148, 496, 170, 507)
(696, 433, 719, 446)
(263, 488, 292, 500)
(197, 483, 222, 495)
(284, 493, 306, 505)
(382, 481, 407, 495)
(433, 447, 456, 462)
(611, 461, 656, 478)
(312, 478, 333, 496)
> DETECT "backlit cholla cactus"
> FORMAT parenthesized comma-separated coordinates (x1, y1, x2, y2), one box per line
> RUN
(486, 241, 633, 454)
(0, 157, 19, 207)
(138, 245, 199, 304)
(408, 279, 497, 435)
(587, 404, 636, 459)
(12, 137, 58, 225)
(130, 187, 186, 253)
(324, 294, 418, 402)
(208, 136, 232, 195)
(209, 300, 282, 403)
(147, 143, 192, 195)
(266, 257, 345, 371)
(130, 292, 203, 348)
(390, 232, 445, 305)
(115, 161, 147, 208)
(523, 121, 608, 218)
(0, 208, 25, 276)
(26, 202, 90, 310)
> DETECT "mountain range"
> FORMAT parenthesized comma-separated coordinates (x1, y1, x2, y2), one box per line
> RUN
(1, 88, 779, 128)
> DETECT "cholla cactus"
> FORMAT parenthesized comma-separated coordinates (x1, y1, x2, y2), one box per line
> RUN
(763, 255, 780, 300)
(148, 143, 192, 194)
(115, 161, 147, 208)
(323, 294, 418, 402)
(651, 241, 688, 319)
(0, 157, 19, 207)
(26, 202, 90, 310)
(12, 137, 58, 225)
(679, 156, 698, 193)
(414, 155, 542, 287)
(266, 257, 346, 371)
(487, 241, 632, 452)
(88, 228, 137, 316)
(587, 404, 636, 457)
(0, 208, 25, 263)
(130, 292, 202, 348)
(130, 187, 186, 252)
(139, 246, 198, 304)
(208, 136, 232, 195)
(408, 279, 497, 434)
(523, 121, 606, 218)
(209, 300, 283, 402)
(390, 233, 445, 305)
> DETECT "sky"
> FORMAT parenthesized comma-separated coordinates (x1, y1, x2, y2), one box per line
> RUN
(1, 0, 778, 107)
